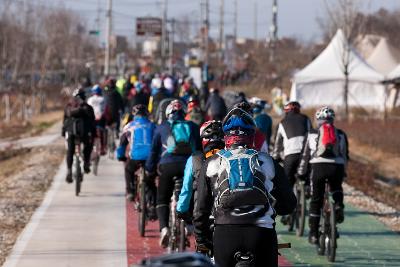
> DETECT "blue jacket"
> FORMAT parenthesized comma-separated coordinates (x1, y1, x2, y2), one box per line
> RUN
(177, 155, 195, 213)
(117, 117, 155, 160)
(254, 112, 273, 145)
(145, 119, 201, 172)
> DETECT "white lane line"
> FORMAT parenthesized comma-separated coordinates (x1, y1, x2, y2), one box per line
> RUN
(2, 159, 66, 267)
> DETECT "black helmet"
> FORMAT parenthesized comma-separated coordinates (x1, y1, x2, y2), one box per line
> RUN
(222, 107, 256, 136)
(234, 101, 253, 115)
(132, 104, 148, 117)
(200, 120, 224, 149)
(135, 252, 215, 267)
(72, 87, 86, 100)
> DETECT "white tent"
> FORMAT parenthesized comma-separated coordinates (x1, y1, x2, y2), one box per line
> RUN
(367, 38, 400, 75)
(387, 64, 400, 80)
(290, 29, 386, 111)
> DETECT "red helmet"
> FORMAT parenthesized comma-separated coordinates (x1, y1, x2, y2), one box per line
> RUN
(284, 101, 301, 113)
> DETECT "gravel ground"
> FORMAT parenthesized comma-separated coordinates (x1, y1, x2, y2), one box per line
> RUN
(0, 138, 64, 266)
(344, 183, 400, 233)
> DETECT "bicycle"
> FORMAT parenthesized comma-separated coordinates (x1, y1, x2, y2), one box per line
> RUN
(233, 243, 291, 267)
(317, 179, 338, 262)
(168, 176, 188, 253)
(106, 124, 116, 159)
(288, 180, 306, 236)
(135, 162, 147, 237)
(73, 136, 83, 196)
(91, 128, 102, 176)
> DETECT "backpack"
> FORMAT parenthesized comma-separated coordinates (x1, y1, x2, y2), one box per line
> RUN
(166, 120, 195, 155)
(216, 149, 270, 210)
(130, 121, 154, 160)
(315, 123, 340, 158)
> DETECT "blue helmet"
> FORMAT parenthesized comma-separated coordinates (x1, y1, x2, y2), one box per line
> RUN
(91, 85, 102, 95)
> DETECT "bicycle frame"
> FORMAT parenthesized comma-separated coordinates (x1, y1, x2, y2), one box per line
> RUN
(73, 137, 83, 196)
(168, 177, 186, 253)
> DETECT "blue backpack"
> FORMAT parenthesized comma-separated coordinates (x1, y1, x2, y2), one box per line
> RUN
(216, 149, 270, 209)
(129, 120, 154, 160)
(166, 120, 195, 155)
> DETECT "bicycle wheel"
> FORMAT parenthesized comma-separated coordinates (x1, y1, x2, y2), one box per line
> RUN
(326, 201, 337, 262)
(138, 168, 146, 237)
(178, 219, 186, 252)
(296, 183, 306, 237)
(75, 157, 81, 196)
(92, 155, 99, 176)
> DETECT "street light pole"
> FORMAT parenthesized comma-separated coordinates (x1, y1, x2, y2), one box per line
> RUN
(104, 0, 112, 76)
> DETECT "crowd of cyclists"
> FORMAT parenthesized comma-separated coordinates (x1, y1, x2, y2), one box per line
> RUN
(62, 72, 348, 267)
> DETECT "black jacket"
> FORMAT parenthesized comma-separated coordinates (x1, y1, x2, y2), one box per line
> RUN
(62, 99, 96, 137)
(205, 92, 227, 119)
(104, 87, 124, 122)
(193, 151, 296, 244)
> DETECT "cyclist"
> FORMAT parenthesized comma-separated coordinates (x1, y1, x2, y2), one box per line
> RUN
(87, 84, 107, 155)
(250, 97, 273, 146)
(204, 88, 227, 121)
(145, 100, 201, 248)
(185, 95, 204, 126)
(117, 105, 156, 211)
(62, 87, 96, 183)
(148, 77, 170, 118)
(296, 106, 349, 245)
(176, 120, 225, 218)
(104, 78, 124, 138)
(193, 107, 296, 267)
(179, 77, 199, 103)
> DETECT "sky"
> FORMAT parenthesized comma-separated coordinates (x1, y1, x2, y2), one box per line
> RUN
(49, 0, 400, 43)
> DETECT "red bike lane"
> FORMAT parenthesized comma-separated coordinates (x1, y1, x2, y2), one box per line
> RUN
(126, 200, 292, 266)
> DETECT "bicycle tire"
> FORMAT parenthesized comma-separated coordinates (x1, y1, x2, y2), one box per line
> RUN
(327, 201, 337, 262)
(139, 168, 146, 237)
(75, 157, 81, 196)
(317, 214, 326, 255)
(93, 156, 99, 176)
(296, 183, 306, 237)
(178, 219, 186, 252)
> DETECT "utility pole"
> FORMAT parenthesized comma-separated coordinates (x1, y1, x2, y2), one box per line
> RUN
(168, 18, 175, 74)
(254, 1, 258, 45)
(269, 0, 278, 62)
(161, 0, 168, 71)
(233, 0, 238, 43)
(219, 0, 224, 54)
(104, 0, 112, 76)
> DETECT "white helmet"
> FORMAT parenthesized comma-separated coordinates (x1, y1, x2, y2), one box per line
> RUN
(315, 106, 335, 121)
(151, 77, 162, 89)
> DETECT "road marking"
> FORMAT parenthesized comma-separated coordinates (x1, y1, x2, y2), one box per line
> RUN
(2, 160, 66, 267)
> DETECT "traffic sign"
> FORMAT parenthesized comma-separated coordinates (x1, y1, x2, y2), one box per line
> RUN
(136, 17, 162, 36)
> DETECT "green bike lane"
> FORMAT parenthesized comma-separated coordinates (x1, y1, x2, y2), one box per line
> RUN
(277, 205, 400, 266)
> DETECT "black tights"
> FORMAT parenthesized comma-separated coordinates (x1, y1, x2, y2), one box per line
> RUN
(66, 134, 92, 169)
(214, 225, 278, 267)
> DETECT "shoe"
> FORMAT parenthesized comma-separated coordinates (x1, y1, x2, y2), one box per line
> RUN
(308, 232, 319, 245)
(159, 227, 170, 248)
(84, 161, 91, 174)
(148, 206, 158, 221)
(335, 204, 344, 224)
(126, 193, 134, 202)
(66, 169, 73, 184)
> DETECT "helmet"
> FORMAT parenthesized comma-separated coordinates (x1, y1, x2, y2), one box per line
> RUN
(72, 87, 86, 100)
(315, 106, 335, 121)
(187, 95, 200, 110)
(234, 101, 253, 115)
(151, 77, 162, 89)
(284, 101, 301, 113)
(137, 252, 215, 267)
(222, 108, 256, 148)
(105, 78, 116, 88)
(165, 100, 185, 120)
(132, 104, 148, 117)
(200, 120, 224, 149)
(91, 84, 102, 95)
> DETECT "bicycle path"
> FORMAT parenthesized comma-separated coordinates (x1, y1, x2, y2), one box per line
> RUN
(277, 204, 400, 266)
(2, 156, 292, 267)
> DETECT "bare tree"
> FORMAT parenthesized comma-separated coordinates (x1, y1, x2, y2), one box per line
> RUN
(321, 0, 368, 118)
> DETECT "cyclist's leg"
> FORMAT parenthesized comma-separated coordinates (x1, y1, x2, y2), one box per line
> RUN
(124, 159, 137, 199)
(309, 163, 328, 242)
(328, 164, 345, 223)
(283, 153, 301, 187)
(65, 134, 75, 182)
(82, 135, 93, 173)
